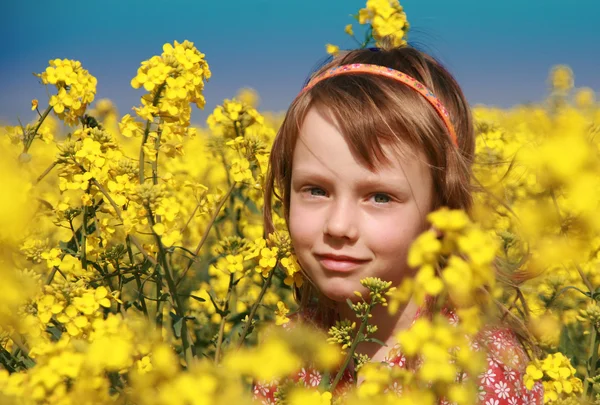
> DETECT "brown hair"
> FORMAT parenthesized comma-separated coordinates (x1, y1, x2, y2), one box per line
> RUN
(263, 44, 475, 317)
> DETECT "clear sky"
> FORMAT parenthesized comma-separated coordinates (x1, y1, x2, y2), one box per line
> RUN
(1, 0, 599, 126)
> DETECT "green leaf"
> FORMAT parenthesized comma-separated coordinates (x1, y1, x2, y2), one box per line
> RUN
(140, 258, 153, 274)
(46, 325, 62, 341)
(318, 370, 331, 390)
(170, 312, 183, 339)
(89, 261, 105, 277)
(364, 338, 388, 347)
(20, 356, 36, 369)
(59, 239, 78, 255)
(187, 294, 206, 303)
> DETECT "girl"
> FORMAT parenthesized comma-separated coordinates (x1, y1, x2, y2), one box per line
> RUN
(257, 43, 544, 404)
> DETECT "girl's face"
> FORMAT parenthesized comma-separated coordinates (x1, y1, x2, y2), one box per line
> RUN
(289, 107, 434, 302)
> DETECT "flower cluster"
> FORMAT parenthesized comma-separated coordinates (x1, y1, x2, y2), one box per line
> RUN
(390, 208, 498, 310)
(357, 0, 409, 47)
(131, 40, 211, 121)
(38, 59, 97, 125)
(327, 0, 409, 54)
(524, 353, 583, 403)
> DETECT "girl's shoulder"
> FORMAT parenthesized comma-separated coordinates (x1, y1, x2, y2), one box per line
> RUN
(469, 325, 544, 404)
(440, 305, 531, 372)
(255, 304, 544, 405)
(474, 326, 530, 371)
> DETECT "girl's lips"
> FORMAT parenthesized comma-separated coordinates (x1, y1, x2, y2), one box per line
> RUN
(315, 255, 370, 272)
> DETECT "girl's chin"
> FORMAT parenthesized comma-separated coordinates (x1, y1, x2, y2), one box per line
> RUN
(318, 282, 368, 303)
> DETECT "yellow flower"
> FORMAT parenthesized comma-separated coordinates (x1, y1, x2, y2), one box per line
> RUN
(58, 254, 85, 277)
(75, 137, 106, 167)
(574, 87, 596, 108)
(165, 76, 188, 100)
(36, 294, 65, 324)
(256, 246, 279, 277)
(119, 114, 142, 137)
(31, 99, 38, 111)
(356, 362, 391, 397)
(41, 248, 62, 269)
(344, 24, 354, 36)
(230, 158, 253, 182)
(407, 230, 441, 267)
(550, 65, 574, 92)
(88, 335, 134, 372)
(224, 254, 245, 273)
(427, 208, 470, 232)
(397, 318, 432, 356)
(236, 87, 259, 107)
(288, 388, 332, 405)
(386, 278, 413, 314)
(441, 255, 474, 307)
(39, 58, 96, 124)
(274, 301, 290, 326)
(357, 0, 409, 47)
(325, 43, 340, 56)
(281, 255, 303, 287)
(413, 264, 443, 303)
(223, 337, 302, 381)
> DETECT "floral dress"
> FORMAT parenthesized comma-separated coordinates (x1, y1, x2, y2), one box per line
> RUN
(253, 305, 544, 405)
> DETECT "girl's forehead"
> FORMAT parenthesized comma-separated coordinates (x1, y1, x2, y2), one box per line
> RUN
(294, 107, 427, 176)
(293, 141, 429, 191)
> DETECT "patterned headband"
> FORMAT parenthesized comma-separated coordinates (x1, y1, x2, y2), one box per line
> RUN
(299, 63, 458, 146)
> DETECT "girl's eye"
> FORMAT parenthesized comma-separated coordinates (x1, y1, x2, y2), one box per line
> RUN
(306, 187, 327, 197)
(372, 193, 392, 204)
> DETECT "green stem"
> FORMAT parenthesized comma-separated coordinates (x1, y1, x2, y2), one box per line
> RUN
(139, 83, 166, 184)
(152, 123, 162, 186)
(0, 346, 18, 372)
(68, 218, 80, 252)
(89, 177, 158, 268)
(10, 335, 32, 361)
(35, 161, 57, 184)
(126, 236, 149, 318)
(45, 267, 58, 285)
(23, 104, 53, 154)
(235, 269, 275, 350)
(155, 267, 163, 331)
(584, 326, 599, 399)
(147, 208, 193, 365)
(574, 263, 595, 295)
(176, 182, 236, 287)
(114, 262, 123, 313)
(330, 307, 372, 392)
(181, 199, 202, 233)
(81, 204, 88, 270)
(214, 274, 235, 364)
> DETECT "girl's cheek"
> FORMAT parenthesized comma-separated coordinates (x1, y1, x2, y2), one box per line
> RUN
(289, 203, 321, 244)
(289, 197, 308, 238)
(365, 211, 422, 254)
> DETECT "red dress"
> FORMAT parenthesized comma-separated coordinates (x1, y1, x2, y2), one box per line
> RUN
(253, 305, 544, 405)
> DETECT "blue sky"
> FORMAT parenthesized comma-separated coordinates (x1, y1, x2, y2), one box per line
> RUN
(1, 0, 599, 126)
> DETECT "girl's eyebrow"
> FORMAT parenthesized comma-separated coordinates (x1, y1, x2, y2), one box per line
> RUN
(354, 177, 412, 195)
(292, 168, 410, 190)
(291, 169, 334, 184)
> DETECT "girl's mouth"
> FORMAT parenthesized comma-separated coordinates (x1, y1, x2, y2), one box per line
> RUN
(314, 253, 370, 272)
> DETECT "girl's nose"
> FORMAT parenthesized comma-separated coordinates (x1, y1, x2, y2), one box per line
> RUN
(323, 199, 359, 241)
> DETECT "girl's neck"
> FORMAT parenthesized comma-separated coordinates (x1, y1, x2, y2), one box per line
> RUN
(335, 295, 421, 363)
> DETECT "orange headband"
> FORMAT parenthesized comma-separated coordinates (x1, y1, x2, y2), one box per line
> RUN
(299, 63, 458, 146)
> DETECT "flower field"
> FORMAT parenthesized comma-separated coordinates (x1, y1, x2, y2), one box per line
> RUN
(1, 1, 599, 404)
